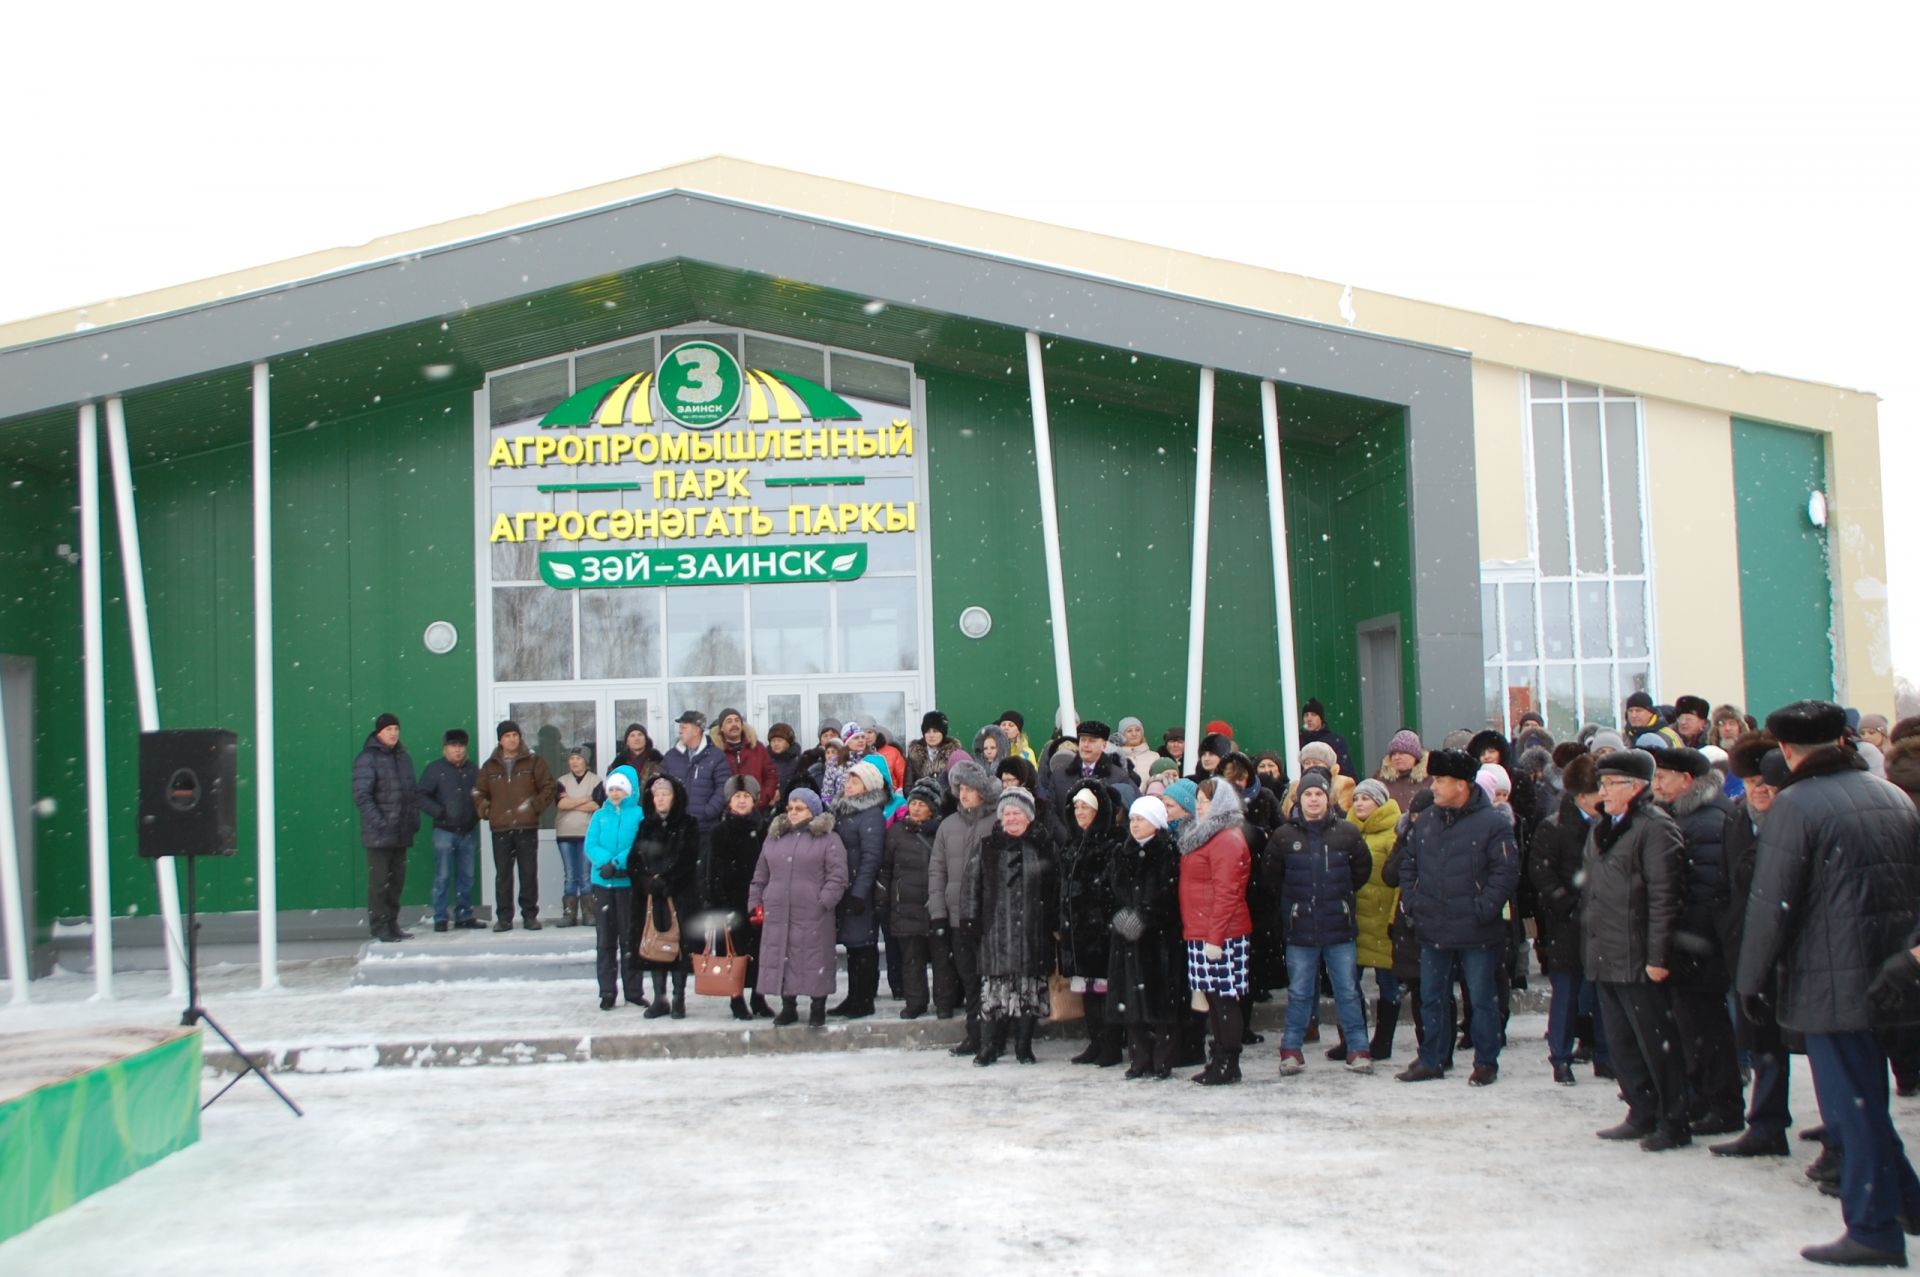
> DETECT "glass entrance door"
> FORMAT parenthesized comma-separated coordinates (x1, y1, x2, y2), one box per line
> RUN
(751, 678, 920, 757)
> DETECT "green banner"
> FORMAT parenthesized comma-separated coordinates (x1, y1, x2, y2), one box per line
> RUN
(540, 543, 869, 589)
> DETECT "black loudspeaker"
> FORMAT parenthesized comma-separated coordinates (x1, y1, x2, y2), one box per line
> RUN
(139, 729, 239, 858)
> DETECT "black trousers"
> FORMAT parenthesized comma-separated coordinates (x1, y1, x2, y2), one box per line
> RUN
(490, 827, 539, 922)
(1671, 984, 1745, 1121)
(365, 848, 406, 930)
(895, 933, 931, 1013)
(592, 886, 641, 1001)
(951, 930, 982, 1015)
(1598, 981, 1689, 1135)
(928, 929, 962, 1015)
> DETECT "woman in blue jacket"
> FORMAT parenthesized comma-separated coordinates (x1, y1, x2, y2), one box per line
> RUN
(585, 765, 646, 1010)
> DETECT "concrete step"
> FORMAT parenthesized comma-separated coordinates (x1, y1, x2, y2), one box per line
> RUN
(349, 920, 600, 987)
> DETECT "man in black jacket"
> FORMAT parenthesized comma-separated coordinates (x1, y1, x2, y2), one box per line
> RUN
(1739, 700, 1920, 1269)
(351, 713, 420, 943)
(1583, 749, 1690, 1152)
(1045, 720, 1137, 842)
(416, 728, 484, 932)
(1649, 746, 1744, 1135)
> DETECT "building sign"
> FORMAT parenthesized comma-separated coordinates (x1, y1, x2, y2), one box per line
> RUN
(539, 543, 869, 589)
(485, 339, 919, 589)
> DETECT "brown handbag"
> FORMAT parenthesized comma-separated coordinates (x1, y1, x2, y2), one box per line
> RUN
(638, 898, 681, 963)
(1047, 965, 1084, 1023)
(691, 927, 749, 998)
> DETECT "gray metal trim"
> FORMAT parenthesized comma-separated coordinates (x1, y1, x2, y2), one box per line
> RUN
(0, 188, 1485, 734)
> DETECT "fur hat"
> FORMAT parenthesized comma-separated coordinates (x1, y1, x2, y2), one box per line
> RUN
(1468, 730, 1510, 762)
(1387, 729, 1423, 758)
(1441, 729, 1474, 753)
(1759, 750, 1793, 790)
(907, 777, 944, 812)
(1076, 719, 1112, 741)
(1896, 717, 1920, 744)
(1674, 695, 1712, 721)
(496, 719, 521, 739)
(723, 774, 762, 801)
(1765, 700, 1850, 747)
(1517, 709, 1545, 729)
(1596, 749, 1655, 783)
(766, 722, 796, 745)
(847, 760, 886, 796)
(997, 785, 1037, 820)
(1561, 754, 1599, 796)
(1427, 749, 1479, 782)
(788, 788, 824, 817)
(1199, 732, 1234, 761)
(443, 728, 469, 746)
(1204, 720, 1235, 739)
(1517, 745, 1553, 778)
(1161, 727, 1185, 745)
(1353, 778, 1391, 809)
(1883, 738, 1920, 805)
(1551, 741, 1588, 769)
(948, 757, 994, 800)
(1650, 747, 1710, 779)
(995, 756, 1040, 793)
(921, 711, 950, 737)
(1300, 741, 1339, 770)
(1727, 731, 1778, 779)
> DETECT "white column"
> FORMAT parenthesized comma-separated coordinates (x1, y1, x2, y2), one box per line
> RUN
(1181, 369, 1217, 766)
(0, 673, 30, 1004)
(79, 405, 113, 999)
(104, 398, 189, 999)
(1261, 381, 1303, 769)
(1023, 331, 1077, 729)
(252, 363, 279, 989)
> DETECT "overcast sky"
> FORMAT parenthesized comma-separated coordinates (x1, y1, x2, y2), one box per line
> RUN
(4, 4, 1913, 684)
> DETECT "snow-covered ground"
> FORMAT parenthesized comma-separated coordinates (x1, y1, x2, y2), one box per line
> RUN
(2, 1013, 1892, 1275)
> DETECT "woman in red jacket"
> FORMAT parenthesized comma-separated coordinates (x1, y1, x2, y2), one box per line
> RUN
(1179, 777, 1254, 1085)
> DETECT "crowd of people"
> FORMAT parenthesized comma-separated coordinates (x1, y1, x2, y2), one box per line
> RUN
(352, 693, 1920, 1268)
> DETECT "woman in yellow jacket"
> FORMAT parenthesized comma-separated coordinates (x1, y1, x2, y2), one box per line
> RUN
(1347, 778, 1405, 1060)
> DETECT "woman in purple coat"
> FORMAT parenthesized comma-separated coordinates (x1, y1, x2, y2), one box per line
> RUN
(748, 788, 850, 1028)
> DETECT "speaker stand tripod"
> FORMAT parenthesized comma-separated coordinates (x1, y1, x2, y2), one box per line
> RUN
(179, 855, 303, 1117)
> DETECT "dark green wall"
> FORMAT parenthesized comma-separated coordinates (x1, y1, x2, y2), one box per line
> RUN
(925, 369, 1412, 767)
(1732, 417, 1835, 713)
(22, 385, 479, 926)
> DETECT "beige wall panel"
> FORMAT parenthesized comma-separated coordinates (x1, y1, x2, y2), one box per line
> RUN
(1825, 418, 1896, 711)
(1471, 362, 1530, 563)
(1643, 400, 1745, 708)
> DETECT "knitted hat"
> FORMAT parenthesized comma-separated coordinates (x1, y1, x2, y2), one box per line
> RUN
(1427, 749, 1479, 782)
(1633, 733, 1668, 750)
(1164, 778, 1200, 815)
(1161, 727, 1185, 744)
(788, 788, 824, 817)
(1387, 729, 1423, 757)
(1302, 699, 1326, 719)
(723, 774, 762, 800)
(1071, 785, 1102, 809)
(716, 707, 745, 728)
(1862, 713, 1891, 734)
(1150, 756, 1181, 777)
(1517, 710, 1545, 729)
(1596, 749, 1655, 783)
(603, 768, 634, 796)
(997, 785, 1036, 820)
(996, 710, 1025, 730)
(1589, 728, 1626, 753)
(1116, 716, 1144, 738)
(921, 711, 950, 737)
(1296, 770, 1332, 797)
(496, 719, 522, 739)
(1441, 729, 1474, 752)
(443, 728, 469, 746)
(1765, 700, 1849, 747)
(1353, 778, 1391, 809)
(847, 760, 886, 797)
(1476, 763, 1512, 797)
(1758, 750, 1793, 789)
(840, 720, 865, 739)
(1625, 691, 1655, 713)
(374, 712, 401, 732)
(1204, 720, 1235, 739)
(1128, 796, 1169, 831)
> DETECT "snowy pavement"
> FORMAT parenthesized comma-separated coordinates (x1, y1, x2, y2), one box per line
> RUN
(1, 1015, 1896, 1275)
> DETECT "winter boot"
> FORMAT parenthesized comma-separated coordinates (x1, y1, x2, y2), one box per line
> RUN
(670, 969, 687, 1019)
(808, 997, 827, 1028)
(1213, 998, 1245, 1084)
(773, 996, 799, 1027)
(1072, 992, 1106, 1064)
(1095, 1020, 1126, 1068)
(560, 895, 578, 928)
(951, 1006, 982, 1057)
(828, 951, 863, 1017)
(643, 971, 671, 1019)
(1014, 1016, 1038, 1064)
(851, 947, 880, 1019)
(1370, 998, 1401, 1061)
(749, 993, 774, 1019)
(729, 995, 753, 1021)
(975, 1014, 1009, 1067)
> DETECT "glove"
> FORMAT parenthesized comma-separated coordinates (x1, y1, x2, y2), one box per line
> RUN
(749, 904, 765, 927)
(1111, 908, 1144, 943)
(1203, 942, 1224, 962)
(1741, 991, 1775, 1029)
(930, 922, 950, 940)
(1868, 949, 1920, 1016)
(847, 895, 868, 916)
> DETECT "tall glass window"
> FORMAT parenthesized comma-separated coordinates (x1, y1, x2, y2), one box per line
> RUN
(1481, 374, 1653, 734)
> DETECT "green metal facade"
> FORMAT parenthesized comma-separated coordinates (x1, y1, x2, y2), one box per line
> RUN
(1732, 417, 1836, 713)
(4, 276, 1416, 930)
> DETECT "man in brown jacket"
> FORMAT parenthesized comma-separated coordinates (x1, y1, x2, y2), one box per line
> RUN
(475, 719, 555, 932)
